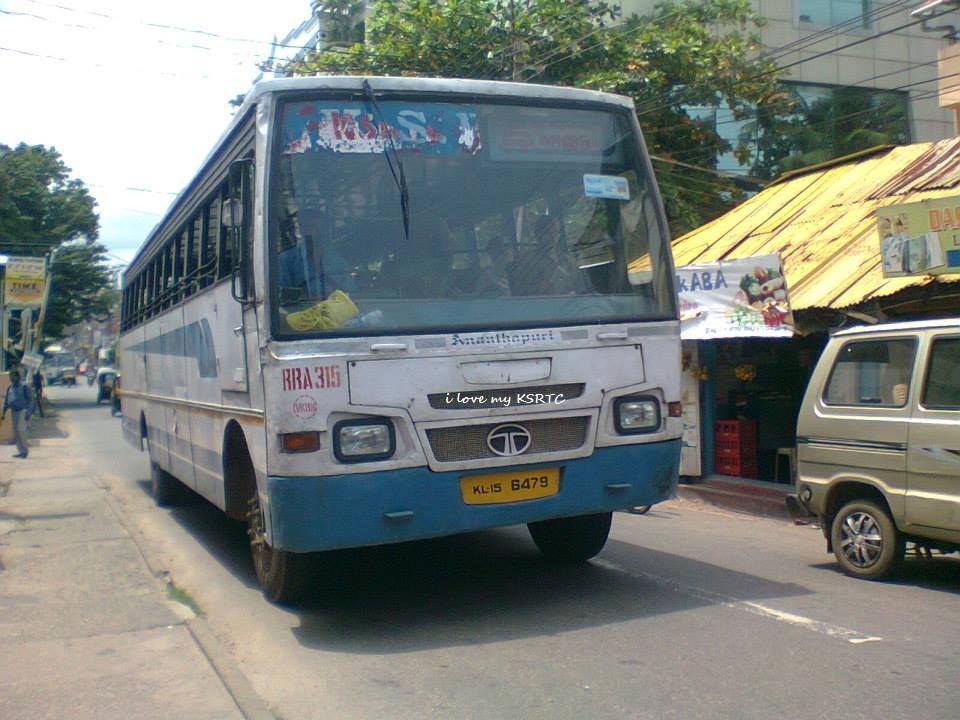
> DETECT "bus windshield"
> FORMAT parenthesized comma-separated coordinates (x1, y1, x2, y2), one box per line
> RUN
(269, 97, 675, 337)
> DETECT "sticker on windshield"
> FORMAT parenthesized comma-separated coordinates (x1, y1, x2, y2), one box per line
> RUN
(282, 102, 481, 156)
(583, 174, 630, 200)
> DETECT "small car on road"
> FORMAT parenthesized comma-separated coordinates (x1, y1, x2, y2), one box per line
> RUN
(790, 318, 960, 578)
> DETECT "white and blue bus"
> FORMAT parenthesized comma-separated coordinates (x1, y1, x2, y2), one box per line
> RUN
(119, 76, 681, 602)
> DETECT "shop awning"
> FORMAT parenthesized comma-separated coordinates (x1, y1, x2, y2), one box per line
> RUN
(668, 140, 960, 311)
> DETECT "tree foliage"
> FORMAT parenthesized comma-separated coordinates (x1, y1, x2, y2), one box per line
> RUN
(292, 0, 792, 236)
(0, 143, 113, 340)
(0, 143, 99, 256)
(42, 242, 118, 340)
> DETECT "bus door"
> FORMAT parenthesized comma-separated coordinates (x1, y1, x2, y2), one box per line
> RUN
(220, 158, 255, 401)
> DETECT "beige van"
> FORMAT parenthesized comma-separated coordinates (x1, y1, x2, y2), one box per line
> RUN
(791, 318, 960, 579)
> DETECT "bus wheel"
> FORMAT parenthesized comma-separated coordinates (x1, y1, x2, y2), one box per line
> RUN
(528, 512, 612, 562)
(150, 461, 185, 507)
(246, 492, 314, 603)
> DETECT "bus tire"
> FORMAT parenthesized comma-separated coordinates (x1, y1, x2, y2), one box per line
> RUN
(246, 489, 315, 604)
(527, 512, 613, 562)
(151, 461, 185, 507)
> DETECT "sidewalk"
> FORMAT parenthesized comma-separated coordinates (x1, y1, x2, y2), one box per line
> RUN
(674, 475, 798, 520)
(0, 405, 272, 720)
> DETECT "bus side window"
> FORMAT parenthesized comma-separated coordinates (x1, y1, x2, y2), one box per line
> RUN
(217, 185, 233, 280)
(186, 216, 201, 296)
(200, 201, 218, 288)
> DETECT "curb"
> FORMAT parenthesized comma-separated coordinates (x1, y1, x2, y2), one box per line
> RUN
(676, 482, 792, 519)
(101, 491, 276, 720)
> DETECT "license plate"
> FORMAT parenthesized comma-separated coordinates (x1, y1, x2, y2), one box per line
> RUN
(460, 467, 560, 505)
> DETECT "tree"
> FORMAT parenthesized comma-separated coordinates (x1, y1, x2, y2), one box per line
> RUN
(0, 143, 99, 257)
(41, 242, 118, 340)
(291, 0, 791, 236)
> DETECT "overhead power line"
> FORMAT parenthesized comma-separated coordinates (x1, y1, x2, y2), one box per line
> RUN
(17, 0, 313, 52)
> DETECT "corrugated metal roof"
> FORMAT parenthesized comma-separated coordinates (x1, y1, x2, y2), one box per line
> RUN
(669, 138, 960, 310)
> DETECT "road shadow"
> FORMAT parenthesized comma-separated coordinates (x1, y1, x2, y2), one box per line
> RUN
(287, 535, 812, 654)
(156, 491, 816, 653)
(810, 556, 960, 594)
(141, 479, 816, 654)
(26, 405, 68, 440)
(134, 478, 260, 590)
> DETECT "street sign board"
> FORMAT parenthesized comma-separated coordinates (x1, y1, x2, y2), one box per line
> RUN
(3, 256, 46, 308)
(876, 198, 960, 277)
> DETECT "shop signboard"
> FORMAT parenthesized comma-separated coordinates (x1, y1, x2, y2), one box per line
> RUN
(3, 256, 46, 308)
(677, 253, 794, 340)
(876, 197, 960, 277)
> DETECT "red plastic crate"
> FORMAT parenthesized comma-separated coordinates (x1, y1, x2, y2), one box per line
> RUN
(715, 419, 756, 440)
(715, 447, 753, 460)
(715, 455, 757, 479)
(715, 434, 757, 454)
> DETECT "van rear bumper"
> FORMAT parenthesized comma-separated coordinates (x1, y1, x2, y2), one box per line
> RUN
(785, 494, 815, 520)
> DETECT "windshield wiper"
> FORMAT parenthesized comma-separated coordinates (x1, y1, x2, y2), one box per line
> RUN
(362, 79, 410, 246)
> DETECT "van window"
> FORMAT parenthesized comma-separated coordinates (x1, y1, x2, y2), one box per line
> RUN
(824, 338, 916, 407)
(922, 338, 960, 410)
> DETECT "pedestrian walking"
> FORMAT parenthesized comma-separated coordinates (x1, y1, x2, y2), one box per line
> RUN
(31, 369, 45, 418)
(2, 369, 34, 459)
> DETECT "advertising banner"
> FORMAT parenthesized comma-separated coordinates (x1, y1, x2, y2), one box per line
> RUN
(3, 256, 46, 308)
(876, 198, 960, 277)
(678, 253, 794, 339)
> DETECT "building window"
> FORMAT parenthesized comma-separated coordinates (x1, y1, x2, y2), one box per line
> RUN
(798, 0, 873, 28)
(682, 81, 909, 179)
(732, 81, 909, 179)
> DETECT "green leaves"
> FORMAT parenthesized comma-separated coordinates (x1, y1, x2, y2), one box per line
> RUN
(0, 143, 111, 340)
(43, 242, 117, 339)
(0, 143, 99, 257)
(289, 0, 789, 236)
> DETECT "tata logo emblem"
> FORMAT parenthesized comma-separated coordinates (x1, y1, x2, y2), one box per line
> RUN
(486, 423, 532, 457)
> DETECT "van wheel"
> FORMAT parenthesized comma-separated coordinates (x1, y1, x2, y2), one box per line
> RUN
(150, 461, 185, 507)
(831, 500, 903, 579)
(528, 512, 612, 562)
(247, 491, 314, 603)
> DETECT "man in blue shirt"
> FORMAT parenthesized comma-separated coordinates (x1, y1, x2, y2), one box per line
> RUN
(2, 369, 34, 459)
(278, 238, 356, 300)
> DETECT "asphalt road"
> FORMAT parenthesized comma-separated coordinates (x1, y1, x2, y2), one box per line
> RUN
(48, 384, 960, 720)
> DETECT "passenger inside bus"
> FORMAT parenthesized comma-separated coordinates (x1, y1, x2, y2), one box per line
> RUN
(509, 215, 589, 296)
(474, 237, 515, 296)
(277, 211, 356, 301)
(379, 214, 460, 298)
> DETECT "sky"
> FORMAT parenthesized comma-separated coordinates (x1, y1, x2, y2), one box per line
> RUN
(0, 0, 312, 266)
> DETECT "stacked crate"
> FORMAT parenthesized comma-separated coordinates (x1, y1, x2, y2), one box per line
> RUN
(714, 420, 757, 478)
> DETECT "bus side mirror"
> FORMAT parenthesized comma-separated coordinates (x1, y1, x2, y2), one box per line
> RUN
(227, 157, 254, 304)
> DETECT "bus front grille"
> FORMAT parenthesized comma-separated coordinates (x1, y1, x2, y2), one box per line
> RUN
(426, 416, 590, 463)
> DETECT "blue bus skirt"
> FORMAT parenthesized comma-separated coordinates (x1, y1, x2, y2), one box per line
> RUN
(266, 439, 681, 553)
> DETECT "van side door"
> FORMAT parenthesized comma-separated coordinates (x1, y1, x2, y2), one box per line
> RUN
(799, 335, 917, 519)
(906, 333, 960, 535)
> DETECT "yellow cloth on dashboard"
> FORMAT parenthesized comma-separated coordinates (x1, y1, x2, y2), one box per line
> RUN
(286, 290, 359, 331)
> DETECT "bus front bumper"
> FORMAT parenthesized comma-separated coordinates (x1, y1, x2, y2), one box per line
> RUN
(265, 440, 681, 553)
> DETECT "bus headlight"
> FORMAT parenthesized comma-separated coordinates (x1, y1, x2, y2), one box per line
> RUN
(334, 418, 395, 462)
(615, 396, 661, 435)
